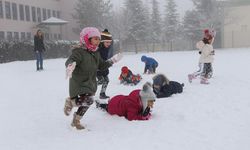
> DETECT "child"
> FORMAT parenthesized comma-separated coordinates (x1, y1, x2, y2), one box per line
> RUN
(119, 66, 142, 85)
(152, 74, 184, 98)
(188, 29, 215, 84)
(141, 55, 158, 74)
(63, 27, 122, 130)
(97, 29, 113, 99)
(96, 82, 156, 121)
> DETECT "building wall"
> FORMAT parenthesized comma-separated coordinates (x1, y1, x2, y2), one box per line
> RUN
(223, 5, 250, 48)
(0, 0, 79, 41)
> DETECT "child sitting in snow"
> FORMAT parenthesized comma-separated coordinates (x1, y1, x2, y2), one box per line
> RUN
(152, 74, 184, 98)
(96, 82, 156, 121)
(119, 66, 142, 85)
(141, 55, 158, 74)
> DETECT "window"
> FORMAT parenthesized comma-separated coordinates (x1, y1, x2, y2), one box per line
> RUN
(52, 10, 56, 17)
(0, 1, 3, 18)
(0, 31, 5, 40)
(47, 9, 51, 18)
(57, 11, 60, 18)
(12, 3, 17, 20)
(5, 2, 11, 19)
(25, 5, 30, 21)
(14, 32, 19, 40)
(58, 34, 61, 40)
(54, 34, 58, 40)
(42, 8, 46, 20)
(7, 32, 12, 41)
(45, 33, 49, 40)
(26, 32, 31, 40)
(21, 32, 25, 40)
(19, 4, 24, 21)
(31, 6, 36, 22)
(37, 7, 41, 22)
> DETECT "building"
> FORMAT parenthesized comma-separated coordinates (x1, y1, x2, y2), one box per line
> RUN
(0, 0, 79, 41)
(222, 1, 250, 48)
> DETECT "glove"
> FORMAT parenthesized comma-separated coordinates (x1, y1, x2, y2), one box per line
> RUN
(211, 50, 215, 55)
(66, 62, 76, 79)
(141, 113, 151, 120)
(109, 53, 123, 64)
(199, 51, 202, 54)
(142, 107, 151, 116)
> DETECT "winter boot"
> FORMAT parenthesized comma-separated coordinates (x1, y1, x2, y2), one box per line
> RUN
(71, 113, 85, 130)
(64, 97, 76, 116)
(99, 93, 110, 99)
(200, 77, 209, 84)
(188, 74, 195, 83)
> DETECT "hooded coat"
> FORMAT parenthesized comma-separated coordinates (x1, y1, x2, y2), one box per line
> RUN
(107, 90, 147, 121)
(65, 46, 112, 98)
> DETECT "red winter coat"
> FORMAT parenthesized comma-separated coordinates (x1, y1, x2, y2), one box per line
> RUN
(107, 90, 147, 121)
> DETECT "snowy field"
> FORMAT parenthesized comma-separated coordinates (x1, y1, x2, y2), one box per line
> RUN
(1, 48, 250, 150)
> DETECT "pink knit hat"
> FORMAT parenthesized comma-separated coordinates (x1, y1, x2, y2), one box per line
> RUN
(80, 27, 101, 52)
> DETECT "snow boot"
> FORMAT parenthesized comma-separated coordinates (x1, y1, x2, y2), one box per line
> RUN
(99, 93, 110, 99)
(64, 97, 76, 116)
(188, 74, 195, 83)
(200, 77, 209, 84)
(71, 113, 85, 130)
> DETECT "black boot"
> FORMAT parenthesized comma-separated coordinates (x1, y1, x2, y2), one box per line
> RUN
(99, 93, 110, 99)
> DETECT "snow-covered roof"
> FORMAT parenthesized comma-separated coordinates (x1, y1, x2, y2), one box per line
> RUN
(39, 17, 68, 25)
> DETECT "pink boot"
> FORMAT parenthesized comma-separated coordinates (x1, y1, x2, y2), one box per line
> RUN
(188, 74, 195, 83)
(200, 77, 209, 84)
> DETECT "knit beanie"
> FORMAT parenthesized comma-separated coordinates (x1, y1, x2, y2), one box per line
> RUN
(139, 82, 156, 111)
(101, 29, 112, 42)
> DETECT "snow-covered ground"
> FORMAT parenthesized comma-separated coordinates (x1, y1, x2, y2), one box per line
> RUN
(1, 48, 250, 150)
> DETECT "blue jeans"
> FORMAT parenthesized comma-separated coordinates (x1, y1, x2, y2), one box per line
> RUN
(35, 51, 43, 70)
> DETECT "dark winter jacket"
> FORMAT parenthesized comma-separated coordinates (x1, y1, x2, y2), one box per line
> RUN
(153, 81, 183, 98)
(97, 43, 111, 76)
(34, 35, 45, 52)
(107, 90, 148, 121)
(65, 46, 112, 98)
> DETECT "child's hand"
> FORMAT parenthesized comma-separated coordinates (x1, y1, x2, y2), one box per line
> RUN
(66, 62, 76, 79)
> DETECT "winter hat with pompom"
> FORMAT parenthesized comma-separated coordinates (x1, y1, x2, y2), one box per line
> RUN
(121, 66, 129, 74)
(139, 82, 156, 111)
(80, 27, 101, 52)
(101, 29, 112, 42)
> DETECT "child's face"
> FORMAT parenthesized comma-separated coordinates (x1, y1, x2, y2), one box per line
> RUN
(103, 41, 112, 48)
(153, 84, 160, 93)
(121, 73, 128, 77)
(90, 37, 101, 46)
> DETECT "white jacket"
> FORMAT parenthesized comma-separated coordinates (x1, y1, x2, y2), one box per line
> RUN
(199, 44, 214, 63)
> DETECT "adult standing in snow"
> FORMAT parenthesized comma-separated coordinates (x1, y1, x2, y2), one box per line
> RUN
(152, 74, 184, 98)
(34, 29, 46, 71)
(141, 55, 158, 74)
(63, 27, 122, 130)
(96, 82, 156, 121)
(188, 29, 215, 84)
(97, 29, 113, 99)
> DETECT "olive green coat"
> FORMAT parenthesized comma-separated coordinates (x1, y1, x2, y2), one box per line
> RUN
(65, 47, 112, 98)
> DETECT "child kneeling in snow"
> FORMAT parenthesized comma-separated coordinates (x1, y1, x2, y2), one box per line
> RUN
(119, 66, 142, 85)
(152, 74, 184, 98)
(96, 82, 156, 121)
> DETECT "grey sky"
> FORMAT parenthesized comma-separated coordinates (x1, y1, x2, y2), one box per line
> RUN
(111, 0, 194, 18)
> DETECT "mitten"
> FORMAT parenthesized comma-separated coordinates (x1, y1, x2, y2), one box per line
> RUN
(66, 62, 76, 79)
(109, 53, 123, 63)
